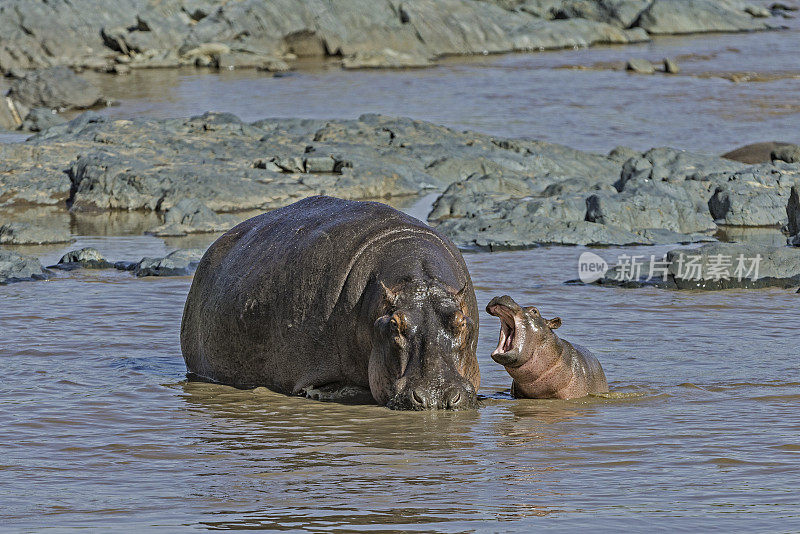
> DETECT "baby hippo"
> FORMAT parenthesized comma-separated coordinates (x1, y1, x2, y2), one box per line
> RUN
(486, 295, 608, 399)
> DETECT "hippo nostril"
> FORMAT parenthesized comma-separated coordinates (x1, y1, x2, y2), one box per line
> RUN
(444, 388, 467, 409)
(411, 387, 431, 409)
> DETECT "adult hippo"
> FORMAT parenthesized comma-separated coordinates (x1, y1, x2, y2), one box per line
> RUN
(487, 295, 607, 400)
(181, 196, 480, 410)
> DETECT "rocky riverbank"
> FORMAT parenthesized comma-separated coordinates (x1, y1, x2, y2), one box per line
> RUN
(2, 112, 799, 287)
(0, 0, 779, 76)
(1, 0, 791, 131)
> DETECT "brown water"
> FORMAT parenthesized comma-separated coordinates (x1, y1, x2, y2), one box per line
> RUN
(2, 222, 799, 531)
(3, 15, 800, 531)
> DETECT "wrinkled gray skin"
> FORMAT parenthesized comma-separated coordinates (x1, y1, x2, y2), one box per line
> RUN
(486, 295, 607, 399)
(181, 196, 480, 410)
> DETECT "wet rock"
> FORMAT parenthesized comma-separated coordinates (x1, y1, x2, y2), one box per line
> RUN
(147, 198, 238, 237)
(5, 67, 107, 120)
(102, 9, 190, 62)
(435, 215, 650, 250)
(635, 228, 716, 245)
(617, 147, 745, 190)
(0, 250, 49, 284)
(626, 58, 655, 74)
(772, 144, 800, 164)
(770, 2, 799, 11)
(586, 181, 717, 234)
(0, 0, 769, 74)
(20, 108, 66, 132)
(744, 4, 772, 17)
(788, 186, 800, 244)
(429, 182, 713, 249)
(634, 0, 771, 34)
(715, 226, 788, 247)
(723, 141, 794, 164)
(595, 243, 800, 289)
(547, 0, 652, 28)
(0, 222, 72, 245)
(709, 184, 788, 227)
(133, 249, 205, 277)
(541, 177, 617, 197)
(706, 164, 800, 226)
(53, 247, 113, 270)
(607, 146, 640, 163)
(0, 112, 622, 212)
(342, 49, 432, 69)
(663, 57, 680, 74)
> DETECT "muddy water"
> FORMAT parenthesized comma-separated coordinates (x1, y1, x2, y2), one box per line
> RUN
(3, 15, 800, 531)
(2, 229, 799, 531)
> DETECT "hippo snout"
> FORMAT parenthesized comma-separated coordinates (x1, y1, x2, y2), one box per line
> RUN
(491, 348, 525, 368)
(389, 381, 478, 411)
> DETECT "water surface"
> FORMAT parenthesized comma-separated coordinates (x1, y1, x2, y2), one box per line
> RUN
(2, 14, 800, 531)
(2, 234, 798, 531)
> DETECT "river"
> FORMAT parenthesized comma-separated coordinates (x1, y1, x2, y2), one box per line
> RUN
(2, 18, 800, 532)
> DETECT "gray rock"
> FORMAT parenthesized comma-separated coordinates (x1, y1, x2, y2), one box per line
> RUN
(547, 0, 652, 27)
(706, 164, 800, 226)
(788, 185, 800, 243)
(5, 67, 107, 118)
(147, 198, 238, 236)
(0, 0, 771, 74)
(342, 49, 432, 69)
(53, 247, 113, 270)
(618, 147, 747, 190)
(635, 228, 717, 245)
(744, 4, 772, 17)
(709, 183, 789, 227)
(663, 57, 680, 74)
(626, 58, 655, 74)
(20, 108, 66, 132)
(541, 177, 617, 197)
(0, 222, 72, 245)
(435, 215, 650, 250)
(772, 145, 800, 164)
(607, 146, 640, 163)
(133, 248, 205, 277)
(596, 243, 800, 289)
(716, 226, 789, 247)
(1, 111, 623, 214)
(634, 0, 770, 34)
(0, 250, 49, 284)
(770, 2, 799, 11)
(586, 182, 717, 234)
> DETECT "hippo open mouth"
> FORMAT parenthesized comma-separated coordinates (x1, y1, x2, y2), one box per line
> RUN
(486, 297, 524, 367)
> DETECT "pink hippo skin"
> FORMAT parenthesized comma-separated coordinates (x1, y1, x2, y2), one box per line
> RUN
(486, 295, 608, 399)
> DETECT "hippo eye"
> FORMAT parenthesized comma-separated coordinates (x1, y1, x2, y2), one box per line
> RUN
(451, 311, 470, 332)
(389, 311, 407, 337)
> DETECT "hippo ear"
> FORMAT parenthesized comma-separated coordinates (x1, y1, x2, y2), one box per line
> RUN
(547, 317, 562, 330)
(380, 281, 400, 306)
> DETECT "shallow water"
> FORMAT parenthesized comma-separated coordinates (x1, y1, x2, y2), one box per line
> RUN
(3, 12, 800, 531)
(2, 231, 799, 531)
